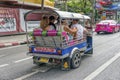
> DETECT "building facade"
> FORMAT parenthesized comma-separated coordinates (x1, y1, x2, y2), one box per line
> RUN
(96, 0, 120, 20)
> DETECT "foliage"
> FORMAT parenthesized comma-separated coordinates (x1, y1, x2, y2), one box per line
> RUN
(51, 0, 94, 15)
(67, 0, 93, 14)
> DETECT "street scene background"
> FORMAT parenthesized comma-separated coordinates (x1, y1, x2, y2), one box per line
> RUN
(0, 0, 120, 80)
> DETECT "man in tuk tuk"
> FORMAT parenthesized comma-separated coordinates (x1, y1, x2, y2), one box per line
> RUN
(64, 19, 88, 40)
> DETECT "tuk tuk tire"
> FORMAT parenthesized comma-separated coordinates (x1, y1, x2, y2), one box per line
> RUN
(112, 29, 115, 34)
(70, 50, 81, 69)
(97, 32, 100, 34)
(118, 29, 120, 32)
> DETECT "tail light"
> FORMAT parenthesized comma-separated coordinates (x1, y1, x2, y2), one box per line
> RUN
(29, 47, 32, 52)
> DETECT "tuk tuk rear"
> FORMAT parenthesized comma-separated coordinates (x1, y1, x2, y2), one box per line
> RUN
(25, 9, 93, 70)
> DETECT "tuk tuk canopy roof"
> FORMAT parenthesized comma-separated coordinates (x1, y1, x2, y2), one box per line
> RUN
(24, 9, 90, 21)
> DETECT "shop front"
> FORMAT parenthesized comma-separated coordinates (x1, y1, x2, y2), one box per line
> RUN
(98, 10, 116, 20)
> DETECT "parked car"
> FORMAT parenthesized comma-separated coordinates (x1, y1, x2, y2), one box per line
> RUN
(95, 20, 120, 34)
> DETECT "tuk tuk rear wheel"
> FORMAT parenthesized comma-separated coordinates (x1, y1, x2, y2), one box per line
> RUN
(71, 50, 81, 69)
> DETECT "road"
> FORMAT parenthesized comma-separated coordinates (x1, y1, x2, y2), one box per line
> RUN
(0, 32, 120, 80)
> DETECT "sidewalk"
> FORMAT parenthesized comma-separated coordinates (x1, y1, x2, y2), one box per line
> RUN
(0, 34, 27, 48)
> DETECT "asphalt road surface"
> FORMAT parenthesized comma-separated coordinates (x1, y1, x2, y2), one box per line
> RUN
(0, 32, 120, 80)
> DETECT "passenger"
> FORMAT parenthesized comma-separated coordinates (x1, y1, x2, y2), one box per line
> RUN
(61, 19, 68, 31)
(64, 19, 88, 40)
(40, 16, 50, 30)
(60, 19, 73, 41)
(48, 15, 56, 30)
(40, 16, 57, 31)
(69, 22, 72, 28)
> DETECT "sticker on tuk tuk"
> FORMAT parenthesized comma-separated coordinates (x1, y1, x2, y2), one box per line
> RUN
(34, 47, 56, 53)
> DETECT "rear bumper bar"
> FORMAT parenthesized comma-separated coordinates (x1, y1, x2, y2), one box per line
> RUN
(27, 52, 69, 59)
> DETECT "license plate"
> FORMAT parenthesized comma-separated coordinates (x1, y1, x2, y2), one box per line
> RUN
(34, 47, 56, 52)
(39, 57, 49, 63)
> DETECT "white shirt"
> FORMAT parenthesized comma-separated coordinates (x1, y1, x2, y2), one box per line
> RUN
(71, 23, 84, 39)
(49, 25, 55, 30)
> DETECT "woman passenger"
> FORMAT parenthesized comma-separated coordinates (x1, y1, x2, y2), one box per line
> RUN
(40, 16, 57, 31)
(40, 16, 49, 30)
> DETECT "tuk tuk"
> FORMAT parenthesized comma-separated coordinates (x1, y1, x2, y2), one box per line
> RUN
(25, 8, 93, 70)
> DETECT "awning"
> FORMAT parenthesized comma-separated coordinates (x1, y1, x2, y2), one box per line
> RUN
(0, 0, 55, 10)
(18, 0, 54, 7)
(95, 3, 102, 9)
(0, 0, 18, 4)
(99, 0, 112, 6)
(0, 0, 17, 2)
(103, 4, 118, 10)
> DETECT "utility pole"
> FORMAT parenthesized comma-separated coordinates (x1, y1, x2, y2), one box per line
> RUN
(93, 0, 96, 24)
(64, 0, 68, 11)
(41, 0, 44, 10)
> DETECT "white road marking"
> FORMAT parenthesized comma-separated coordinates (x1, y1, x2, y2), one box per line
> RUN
(84, 52, 120, 80)
(0, 45, 27, 51)
(14, 57, 32, 63)
(14, 65, 53, 80)
(14, 71, 39, 80)
(0, 64, 9, 68)
(0, 55, 5, 58)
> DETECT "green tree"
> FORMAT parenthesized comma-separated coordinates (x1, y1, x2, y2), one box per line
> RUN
(67, 0, 93, 14)
(53, 0, 94, 15)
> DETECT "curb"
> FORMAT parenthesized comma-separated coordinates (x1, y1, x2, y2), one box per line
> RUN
(0, 41, 27, 48)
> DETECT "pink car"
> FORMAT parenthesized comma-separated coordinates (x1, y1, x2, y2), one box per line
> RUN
(95, 20, 120, 34)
